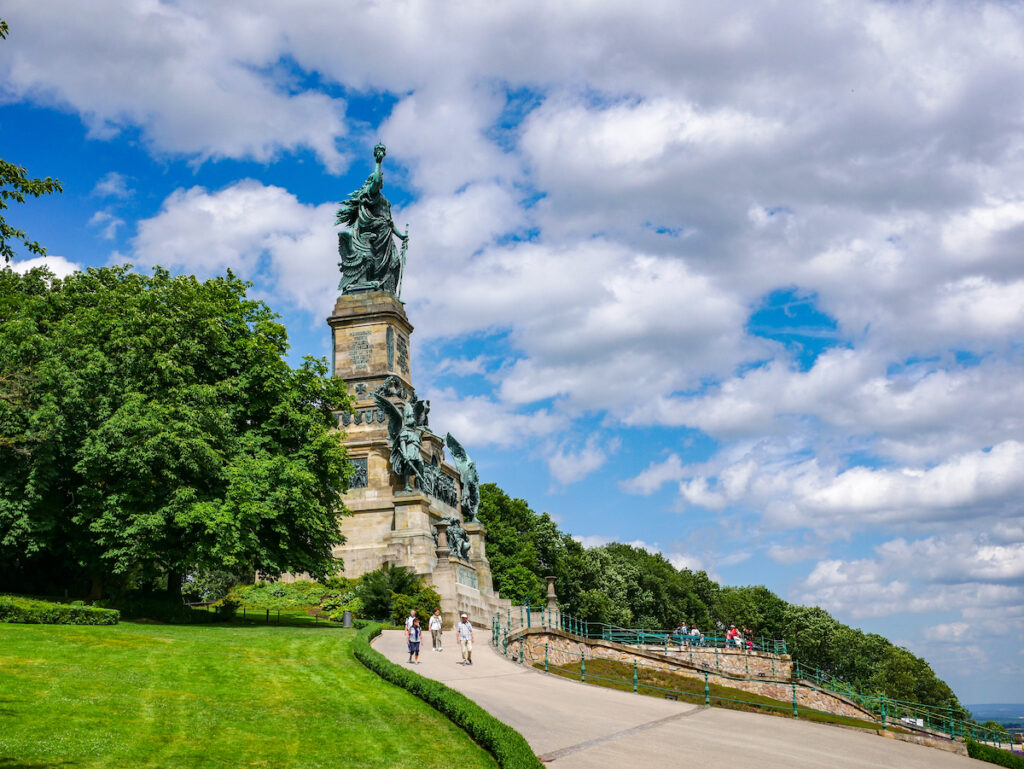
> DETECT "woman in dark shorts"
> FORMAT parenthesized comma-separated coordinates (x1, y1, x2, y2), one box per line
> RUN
(408, 617, 422, 664)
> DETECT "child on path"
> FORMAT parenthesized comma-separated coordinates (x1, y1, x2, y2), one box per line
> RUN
(429, 609, 443, 651)
(457, 613, 474, 665)
(407, 617, 422, 664)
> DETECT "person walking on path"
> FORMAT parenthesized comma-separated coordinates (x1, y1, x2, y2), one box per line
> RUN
(407, 617, 422, 664)
(429, 609, 443, 651)
(404, 608, 417, 636)
(457, 613, 474, 665)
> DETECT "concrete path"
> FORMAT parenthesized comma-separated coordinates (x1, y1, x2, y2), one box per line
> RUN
(375, 630, 983, 768)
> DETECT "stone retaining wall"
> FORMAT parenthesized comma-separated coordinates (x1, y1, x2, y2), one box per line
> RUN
(507, 629, 874, 723)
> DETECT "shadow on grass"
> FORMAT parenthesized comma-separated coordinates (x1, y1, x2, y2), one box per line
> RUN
(0, 759, 76, 768)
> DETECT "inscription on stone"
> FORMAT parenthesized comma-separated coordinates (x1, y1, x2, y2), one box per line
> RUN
(456, 566, 479, 589)
(349, 330, 371, 371)
(349, 457, 368, 488)
(396, 334, 409, 375)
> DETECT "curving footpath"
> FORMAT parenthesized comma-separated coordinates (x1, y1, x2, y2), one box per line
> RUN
(374, 630, 984, 768)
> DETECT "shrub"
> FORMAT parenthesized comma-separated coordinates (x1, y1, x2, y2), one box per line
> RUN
(352, 623, 542, 769)
(182, 569, 249, 603)
(965, 739, 1024, 768)
(225, 580, 337, 610)
(357, 565, 422, 619)
(0, 595, 119, 625)
(390, 587, 441, 626)
(327, 596, 364, 623)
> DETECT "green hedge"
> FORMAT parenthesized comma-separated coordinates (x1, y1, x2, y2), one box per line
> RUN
(0, 595, 119, 625)
(352, 624, 542, 769)
(966, 739, 1024, 768)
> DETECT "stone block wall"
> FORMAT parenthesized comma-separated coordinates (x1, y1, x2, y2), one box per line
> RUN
(507, 629, 874, 723)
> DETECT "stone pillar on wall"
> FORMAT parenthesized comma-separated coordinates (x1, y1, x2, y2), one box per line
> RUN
(545, 575, 559, 626)
(463, 521, 495, 595)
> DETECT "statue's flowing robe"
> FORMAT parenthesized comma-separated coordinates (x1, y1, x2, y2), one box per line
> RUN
(337, 171, 402, 294)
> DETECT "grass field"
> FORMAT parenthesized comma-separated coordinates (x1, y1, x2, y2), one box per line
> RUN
(0, 621, 497, 769)
(539, 657, 883, 731)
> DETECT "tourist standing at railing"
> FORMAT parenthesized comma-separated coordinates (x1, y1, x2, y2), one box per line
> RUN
(457, 613, 474, 665)
(690, 626, 702, 646)
(675, 621, 688, 648)
(429, 608, 443, 652)
(726, 625, 740, 647)
(742, 625, 754, 650)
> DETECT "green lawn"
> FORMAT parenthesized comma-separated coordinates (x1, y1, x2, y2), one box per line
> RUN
(539, 658, 883, 731)
(0, 621, 497, 769)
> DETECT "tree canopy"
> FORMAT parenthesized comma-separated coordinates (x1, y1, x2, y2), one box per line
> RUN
(0, 19, 63, 264)
(0, 265, 353, 598)
(478, 481, 966, 717)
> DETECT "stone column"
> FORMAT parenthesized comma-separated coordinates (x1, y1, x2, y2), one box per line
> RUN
(462, 520, 495, 594)
(545, 575, 559, 627)
(429, 519, 459, 624)
(434, 520, 450, 556)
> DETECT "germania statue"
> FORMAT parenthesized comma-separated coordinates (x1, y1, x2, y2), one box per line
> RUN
(337, 143, 409, 296)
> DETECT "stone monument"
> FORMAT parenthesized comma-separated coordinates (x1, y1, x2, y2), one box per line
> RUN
(327, 144, 509, 625)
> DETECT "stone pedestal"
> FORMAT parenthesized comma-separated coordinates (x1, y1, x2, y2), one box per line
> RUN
(326, 291, 510, 626)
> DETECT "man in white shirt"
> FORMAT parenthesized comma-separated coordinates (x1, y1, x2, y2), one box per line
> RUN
(404, 609, 417, 639)
(457, 613, 474, 665)
(429, 609, 443, 651)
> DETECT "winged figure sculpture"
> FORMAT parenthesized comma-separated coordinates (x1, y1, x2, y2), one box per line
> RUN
(445, 433, 480, 522)
(373, 391, 425, 491)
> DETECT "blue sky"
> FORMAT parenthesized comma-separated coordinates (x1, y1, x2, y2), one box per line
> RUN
(3, 0, 1024, 703)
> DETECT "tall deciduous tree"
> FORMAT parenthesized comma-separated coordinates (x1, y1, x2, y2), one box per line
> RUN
(0, 265, 353, 598)
(0, 20, 63, 264)
(478, 480, 967, 715)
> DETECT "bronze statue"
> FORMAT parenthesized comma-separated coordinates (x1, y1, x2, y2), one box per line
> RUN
(337, 143, 408, 296)
(445, 433, 479, 522)
(373, 390, 428, 491)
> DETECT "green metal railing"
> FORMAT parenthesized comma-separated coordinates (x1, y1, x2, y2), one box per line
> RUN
(491, 605, 785, 654)
(491, 605, 1014, 750)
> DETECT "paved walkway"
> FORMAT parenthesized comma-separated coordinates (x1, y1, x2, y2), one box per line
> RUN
(375, 630, 982, 768)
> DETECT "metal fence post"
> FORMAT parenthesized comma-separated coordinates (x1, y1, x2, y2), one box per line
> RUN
(581, 653, 586, 683)
(527, 605, 531, 628)
(633, 659, 638, 693)
(545, 643, 549, 673)
(792, 683, 798, 718)
(704, 671, 710, 706)
(881, 696, 887, 730)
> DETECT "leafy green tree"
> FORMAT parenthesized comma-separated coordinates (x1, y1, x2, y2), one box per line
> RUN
(477, 480, 966, 714)
(0, 266, 353, 598)
(0, 21, 64, 265)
